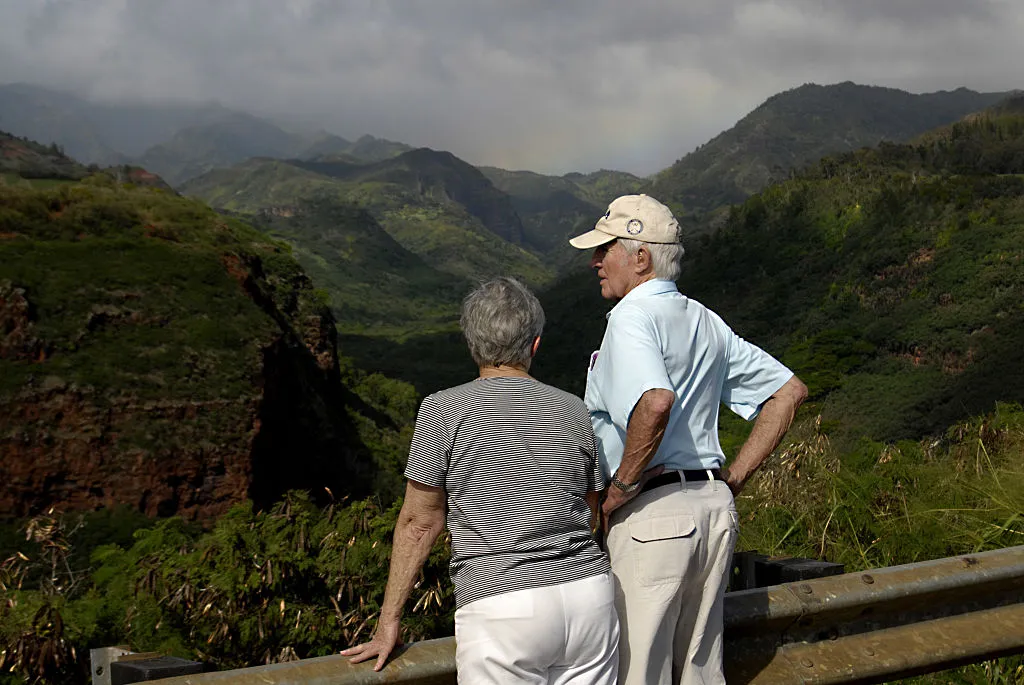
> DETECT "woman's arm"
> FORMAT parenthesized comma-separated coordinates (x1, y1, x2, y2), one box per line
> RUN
(341, 480, 447, 671)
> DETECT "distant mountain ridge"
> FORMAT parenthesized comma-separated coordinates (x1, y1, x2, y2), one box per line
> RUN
(648, 82, 1015, 215)
(0, 83, 413, 187)
(0, 83, 240, 165)
(300, 133, 413, 162)
(181, 148, 553, 287)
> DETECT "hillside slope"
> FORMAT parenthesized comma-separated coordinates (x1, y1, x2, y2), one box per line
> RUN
(183, 151, 554, 287)
(537, 98, 1024, 446)
(250, 198, 468, 333)
(1, 131, 89, 181)
(648, 82, 1012, 215)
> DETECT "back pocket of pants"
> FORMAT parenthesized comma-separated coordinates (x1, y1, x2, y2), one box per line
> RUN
(629, 514, 696, 586)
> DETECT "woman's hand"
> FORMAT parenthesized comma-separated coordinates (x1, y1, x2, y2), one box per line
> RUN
(340, 621, 402, 671)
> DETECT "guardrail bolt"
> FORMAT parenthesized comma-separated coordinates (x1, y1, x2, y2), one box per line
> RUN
(799, 583, 813, 595)
(865, 647, 876, 657)
(861, 574, 875, 584)
(962, 557, 978, 568)
(801, 657, 815, 668)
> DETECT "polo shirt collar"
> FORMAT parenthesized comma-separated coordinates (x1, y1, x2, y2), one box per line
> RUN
(606, 279, 679, 319)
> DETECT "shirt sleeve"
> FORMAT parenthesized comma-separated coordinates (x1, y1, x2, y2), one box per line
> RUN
(720, 329, 794, 421)
(595, 303, 673, 429)
(404, 394, 450, 487)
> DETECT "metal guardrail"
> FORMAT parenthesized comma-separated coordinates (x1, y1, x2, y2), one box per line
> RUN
(146, 545, 1024, 685)
(723, 545, 1024, 684)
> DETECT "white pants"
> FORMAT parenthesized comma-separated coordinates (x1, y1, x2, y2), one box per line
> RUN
(454, 573, 620, 684)
(606, 476, 738, 685)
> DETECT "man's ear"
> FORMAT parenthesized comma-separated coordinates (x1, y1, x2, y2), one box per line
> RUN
(635, 245, 652, 274)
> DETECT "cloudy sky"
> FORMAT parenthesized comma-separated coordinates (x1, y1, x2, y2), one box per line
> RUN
(1, 0, 1021, 175)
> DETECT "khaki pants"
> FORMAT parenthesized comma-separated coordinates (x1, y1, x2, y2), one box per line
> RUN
(606, 475, 738, 685)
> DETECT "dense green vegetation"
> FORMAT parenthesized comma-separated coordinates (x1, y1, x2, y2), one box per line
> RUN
(182, 151, 555, 287)
(2, 401, 1020, 682)
(247, 198, 467, 332)
(0, 493, 452, 681)
(0, 175, 287, 401)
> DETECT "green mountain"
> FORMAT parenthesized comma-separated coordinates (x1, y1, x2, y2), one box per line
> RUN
(249, 198, 468, 333)
(0, 137, 416, 519)
(182, 150, 554, 287)
(300, 133, 413, 162)
(479, 167, 644, 258)
(536, 97, 1024, 448)
(293, 148, 526, 244)
(648, 82, 1014, 216)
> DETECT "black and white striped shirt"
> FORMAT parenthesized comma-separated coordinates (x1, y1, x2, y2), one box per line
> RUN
(405, 376, 609, 608)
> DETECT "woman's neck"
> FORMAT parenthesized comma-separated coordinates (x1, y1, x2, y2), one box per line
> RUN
(477, 364, 533, 380)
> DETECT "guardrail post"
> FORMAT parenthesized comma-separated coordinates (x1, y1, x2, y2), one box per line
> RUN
(729, 551, 845, 591)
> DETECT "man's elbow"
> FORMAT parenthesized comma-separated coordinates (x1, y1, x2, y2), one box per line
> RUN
(642, 388, 676, 418)
(781, 375, 808, 409)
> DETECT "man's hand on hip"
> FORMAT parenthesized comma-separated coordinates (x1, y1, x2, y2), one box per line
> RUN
(601, 464, 665, 529)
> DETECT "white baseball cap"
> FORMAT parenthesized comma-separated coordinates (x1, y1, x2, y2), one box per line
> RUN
(569, 194, 681, 249)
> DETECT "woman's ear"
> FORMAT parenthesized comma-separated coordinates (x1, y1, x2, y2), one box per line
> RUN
(531, 336, 541, 358)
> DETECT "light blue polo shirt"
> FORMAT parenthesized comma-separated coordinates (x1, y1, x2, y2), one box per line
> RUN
(584, 279, 794, 477)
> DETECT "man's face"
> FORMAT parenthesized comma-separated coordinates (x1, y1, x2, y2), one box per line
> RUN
(590, 240, 634, 300)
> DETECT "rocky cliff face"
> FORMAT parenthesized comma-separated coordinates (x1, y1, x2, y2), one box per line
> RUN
(1, 387, 258, 519)
(0, 173, 374, 521)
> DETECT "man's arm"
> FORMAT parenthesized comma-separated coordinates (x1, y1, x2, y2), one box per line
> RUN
(724, 375, 808, 496)
(602, 387, 674, 521)
(341, 480, 446, 671)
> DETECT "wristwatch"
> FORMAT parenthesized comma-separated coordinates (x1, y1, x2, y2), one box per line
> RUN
(611, 473, 641, 493)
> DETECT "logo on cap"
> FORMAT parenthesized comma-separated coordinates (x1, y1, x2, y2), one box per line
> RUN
(626, 219, 643, 235)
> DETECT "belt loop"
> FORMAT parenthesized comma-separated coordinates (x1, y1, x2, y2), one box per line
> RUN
(707, 469, 717, 492)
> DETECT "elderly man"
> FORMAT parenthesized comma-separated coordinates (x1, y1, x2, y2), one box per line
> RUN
(568, 194, 807, 685)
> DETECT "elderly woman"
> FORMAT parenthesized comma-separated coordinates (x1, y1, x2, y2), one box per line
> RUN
(342, 277, 618, 683)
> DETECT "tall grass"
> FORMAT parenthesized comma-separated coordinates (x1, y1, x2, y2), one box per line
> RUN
(735, 402, 1024, 685)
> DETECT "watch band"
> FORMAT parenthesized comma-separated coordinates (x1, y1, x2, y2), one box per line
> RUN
(611, 474, 641, 493)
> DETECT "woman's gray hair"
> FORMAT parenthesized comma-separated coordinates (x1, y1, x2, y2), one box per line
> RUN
(461, 277, 545, 368)
(618, 238, 685, 281)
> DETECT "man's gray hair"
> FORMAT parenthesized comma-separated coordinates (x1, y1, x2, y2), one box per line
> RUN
(618, 238, 685, 281)
(461, 277, 545, 368)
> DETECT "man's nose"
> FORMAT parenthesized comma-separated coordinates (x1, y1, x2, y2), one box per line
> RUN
(590, 250, 602, 268)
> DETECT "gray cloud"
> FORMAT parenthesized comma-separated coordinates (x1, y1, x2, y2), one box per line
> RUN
(1, 0, 1021, 174)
